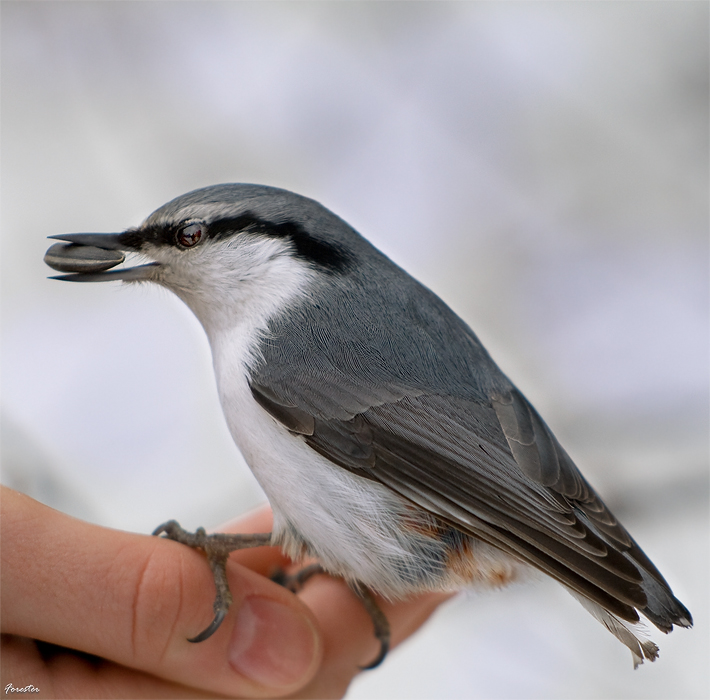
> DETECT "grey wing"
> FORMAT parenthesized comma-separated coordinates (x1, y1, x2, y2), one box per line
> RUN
(250, 379, 692, 634)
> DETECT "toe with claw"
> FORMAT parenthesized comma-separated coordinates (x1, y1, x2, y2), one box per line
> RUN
(152, 520, 271, 641)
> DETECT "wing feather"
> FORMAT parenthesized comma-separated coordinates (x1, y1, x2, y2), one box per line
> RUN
(249, 378, 690, 633)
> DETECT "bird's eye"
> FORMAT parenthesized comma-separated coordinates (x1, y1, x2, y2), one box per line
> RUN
(177, 223, 204, 248)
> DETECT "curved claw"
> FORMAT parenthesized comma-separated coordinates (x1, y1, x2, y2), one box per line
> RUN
(149, 520, 272, 645)
(187, 609, 228, 643)
(360, 636, 390, 671)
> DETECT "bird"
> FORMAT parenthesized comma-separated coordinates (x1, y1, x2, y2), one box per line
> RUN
(45, 183, 692, 668)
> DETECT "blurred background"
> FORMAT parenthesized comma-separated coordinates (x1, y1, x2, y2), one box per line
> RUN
(2, 2, 707, 697)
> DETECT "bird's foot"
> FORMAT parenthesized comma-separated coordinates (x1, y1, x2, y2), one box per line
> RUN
(152, 520, 272, 642)
(270, 562, 326, 592)
(271, 563, 390, 669)
(154, 521, 389, 666)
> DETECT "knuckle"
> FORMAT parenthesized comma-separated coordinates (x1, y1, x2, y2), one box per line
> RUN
(127, 541, 186, 666)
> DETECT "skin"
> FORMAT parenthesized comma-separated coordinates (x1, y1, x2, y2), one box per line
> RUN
(1, 486, 450, 699)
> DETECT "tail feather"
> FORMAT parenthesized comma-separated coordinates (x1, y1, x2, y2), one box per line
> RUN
(567, 589, 660, 668)
(638, 568, 693, 632)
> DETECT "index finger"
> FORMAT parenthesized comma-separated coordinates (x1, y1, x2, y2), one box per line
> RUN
(1, 488, 322, 698)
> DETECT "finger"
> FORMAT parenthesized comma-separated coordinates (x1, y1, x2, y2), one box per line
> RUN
(290, 573, 451, 699)
(1, 488, 322, 698)
(218, 514, 451, 698)
(2, 634, 225, 699)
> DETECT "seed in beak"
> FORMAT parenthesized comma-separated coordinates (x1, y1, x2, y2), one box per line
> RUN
(44, 242, 126, 273)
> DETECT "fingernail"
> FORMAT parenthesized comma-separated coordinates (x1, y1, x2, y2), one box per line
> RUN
(229, 597, 319, 689)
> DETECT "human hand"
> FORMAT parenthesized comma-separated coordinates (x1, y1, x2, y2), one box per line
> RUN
(1, 486, 449, 698)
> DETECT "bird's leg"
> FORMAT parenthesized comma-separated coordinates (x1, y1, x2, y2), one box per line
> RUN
(152, 520, 272, 642)
(350, 583, 391, 670)
(271, 563, 390, 669)
(155, 521, 390, 665)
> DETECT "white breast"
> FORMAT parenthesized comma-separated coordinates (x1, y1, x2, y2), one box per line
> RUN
(209, 324, 452, 597)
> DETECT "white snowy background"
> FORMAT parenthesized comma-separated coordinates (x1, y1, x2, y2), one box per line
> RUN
(2, 2, 707, 698)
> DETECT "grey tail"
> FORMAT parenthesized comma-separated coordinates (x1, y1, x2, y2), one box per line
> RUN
(569, 541, 692, 667)
(637, 566, 693, 632)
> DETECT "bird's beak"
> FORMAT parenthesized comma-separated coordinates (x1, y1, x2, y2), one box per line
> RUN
(44, 233, 158, 282)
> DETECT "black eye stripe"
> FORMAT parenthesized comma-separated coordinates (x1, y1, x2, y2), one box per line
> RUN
(208, 214, 353, 273)
(206, 215, 264, 240)
(119, 224, 179, 249)
(123, 213, 353, 273)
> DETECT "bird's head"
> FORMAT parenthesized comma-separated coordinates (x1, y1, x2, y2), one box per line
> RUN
(45, 184, 357, 334)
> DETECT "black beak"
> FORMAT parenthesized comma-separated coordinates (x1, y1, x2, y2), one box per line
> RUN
(45, 233, 158, 282)
(48, 233, 127, 249)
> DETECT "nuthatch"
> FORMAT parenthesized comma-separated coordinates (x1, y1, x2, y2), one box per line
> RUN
(46, 184, 692, 668)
